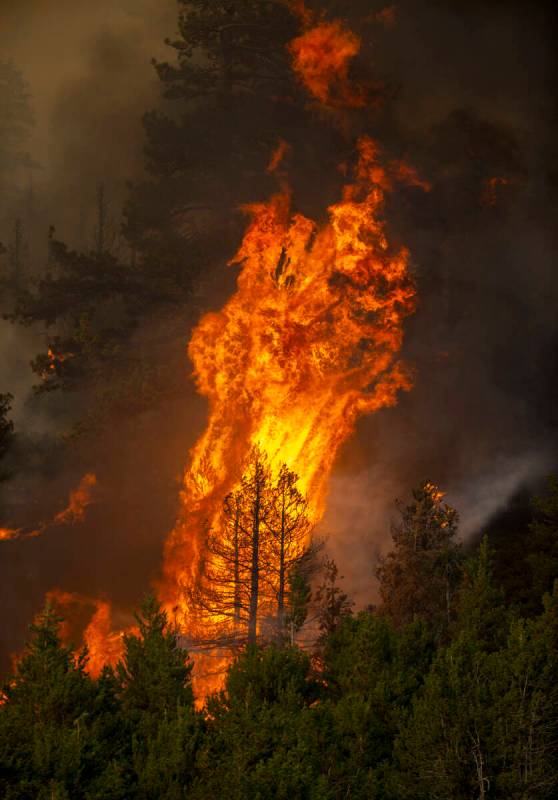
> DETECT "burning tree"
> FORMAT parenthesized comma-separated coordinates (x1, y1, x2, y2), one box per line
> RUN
(194, 449, 314, 646)
(268, 464, 312, 632)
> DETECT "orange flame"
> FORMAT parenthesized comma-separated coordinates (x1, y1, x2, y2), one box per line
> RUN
(160, 135, 417, 642)
(0, 527, 23, 541)
(374, 6, 396, 27)
(52, 472, 97, 526)
(481, 176, 511, 207)
(390, 160, 432, 192)
(288, 21, 365, 107)
(46, 589, 127, 676)
(83, 599, 127, 676)
(267, 139, 291, 174)
(0, 472, 97, 542)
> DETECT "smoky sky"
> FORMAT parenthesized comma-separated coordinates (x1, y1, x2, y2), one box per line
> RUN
(0, 0, 176, 417)
(322, 0, 558, 602)
(0, 0, 176, 243)
(0, 0, 557, 658)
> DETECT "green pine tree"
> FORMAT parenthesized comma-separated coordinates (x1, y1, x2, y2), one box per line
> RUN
(116, 595, 200, 798)
(0, 603, 96, 797)
(377, 481, 463, 637)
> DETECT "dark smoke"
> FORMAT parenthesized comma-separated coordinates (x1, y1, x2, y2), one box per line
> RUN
(323, 0, 558, 602)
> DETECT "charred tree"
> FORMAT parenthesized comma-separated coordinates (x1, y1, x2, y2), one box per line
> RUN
(193, 449, 272, 647)
(266, 465, 312, 634)
(246, 454, 268, 644)
(194, 449, 313, 647)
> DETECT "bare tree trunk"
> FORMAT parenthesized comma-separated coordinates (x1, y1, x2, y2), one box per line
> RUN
(233, 499, 241, 626)
(248, 473, 261, 644)
(277, 496, 286, 633)
(472, 728, 489, 800)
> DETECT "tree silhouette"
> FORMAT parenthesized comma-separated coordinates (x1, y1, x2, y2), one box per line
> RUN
(194, 448, 313, 646)
(376, 481, 463, 635)
(315, 557, 353, 641)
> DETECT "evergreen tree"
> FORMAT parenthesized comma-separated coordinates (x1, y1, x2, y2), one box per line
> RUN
(284, 559, 313, 645)
(314, 557, 354, 642)
(268, 464, 312, 634)
(117, 594, 194, 717)
(7, 217, 28, 286)
(193, 644, 321, 799)
(526, 476, 558, 611)
(489, 592, 558, 799)
(316, 611, 434, 799)
(195, 450, 313, 646)
(83, 666, 134, 799)
(0, 603, 97, 797)
(453, 538, 509, 649)
(377, 481, 463, 636)
(392, 544, 558, 800)
(116, 595, 200, 799)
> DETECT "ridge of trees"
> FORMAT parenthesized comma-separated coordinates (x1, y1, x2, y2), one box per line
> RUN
(1, 477, 557, 798)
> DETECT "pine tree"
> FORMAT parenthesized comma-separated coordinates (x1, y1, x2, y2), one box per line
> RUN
(314, 557, 354, 641)
(284, 560, 313, 645)
(0, 603, 96, 797)
(196, 450, 272, 645)
(453, 537, 509, 649)
(7, 218, 28, 285)
(490, 593, 558, 799)
(116, 594, 194, 718)
(526, 476, 558, 610)
(393, 546, 558, 800)
(268, 465, 312, 634)
(116, 595, 200, 799)
(377, 481, 463, 635)
(194, 644, 320, 800)
(317, 612, 434, 800)
(195, 449, 313, 646)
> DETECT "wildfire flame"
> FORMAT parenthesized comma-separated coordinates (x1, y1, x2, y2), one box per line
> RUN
(0, 472, 97, 542)
(52, 472, 97, 525)
(0, 527, 23, 542)
(481, 176, 511, 207)
(267, 139, 291, 174)
(160, 135, 418, 639)
(46, 589, 128, 676)
(289, 20, 366, 107)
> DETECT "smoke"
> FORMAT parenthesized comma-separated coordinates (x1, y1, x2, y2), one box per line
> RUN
(0, 0, 175, 164)
(0, 0, 180, 665)
(0, 0, 177, 403)
(319, 0, 558, 594)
